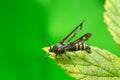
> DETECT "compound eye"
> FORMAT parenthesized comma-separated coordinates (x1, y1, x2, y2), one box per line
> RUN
(49, 47, 52, 52)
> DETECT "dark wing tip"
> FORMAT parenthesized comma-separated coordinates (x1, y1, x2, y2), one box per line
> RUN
(80, 20, 85, 26)
(87, 33, 92, 38)
(82, 33, 92, 42)
(83, 33, 92, 39)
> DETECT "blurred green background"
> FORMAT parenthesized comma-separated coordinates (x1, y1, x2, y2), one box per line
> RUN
(0, 0, 120, 80)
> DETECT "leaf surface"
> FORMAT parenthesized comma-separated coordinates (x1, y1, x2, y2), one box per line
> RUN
(104, 0, 120, 47)
(43, 47, 120, 80)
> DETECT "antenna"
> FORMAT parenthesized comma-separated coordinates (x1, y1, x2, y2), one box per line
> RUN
(42, 34, 52, 58)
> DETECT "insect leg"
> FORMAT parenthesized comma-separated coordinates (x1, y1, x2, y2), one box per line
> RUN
(64, 52, 71, 60)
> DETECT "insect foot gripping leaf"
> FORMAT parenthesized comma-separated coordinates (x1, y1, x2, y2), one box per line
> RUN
(104, 0, 120, 48)
(43, 46, 120, 80)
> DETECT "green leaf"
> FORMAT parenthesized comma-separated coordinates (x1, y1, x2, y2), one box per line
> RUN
(104, 0, 120, 47)
(43, 46, 120, 80)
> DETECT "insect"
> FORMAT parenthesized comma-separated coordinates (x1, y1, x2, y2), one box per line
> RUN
(43, 20, 92, 57)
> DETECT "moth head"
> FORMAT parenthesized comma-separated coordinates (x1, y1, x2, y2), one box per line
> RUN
(49, 46, 53, 52)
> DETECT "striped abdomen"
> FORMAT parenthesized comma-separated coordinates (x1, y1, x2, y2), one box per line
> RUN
(66, 43, 91, 53)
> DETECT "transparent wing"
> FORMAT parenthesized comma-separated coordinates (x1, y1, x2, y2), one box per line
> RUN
(64, 33, 92, 50)
(72, 33, 92, 44)
(60, 20, 85, 44)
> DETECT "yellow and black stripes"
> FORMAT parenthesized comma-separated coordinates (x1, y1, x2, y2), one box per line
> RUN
(66, 43, 91, 53)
